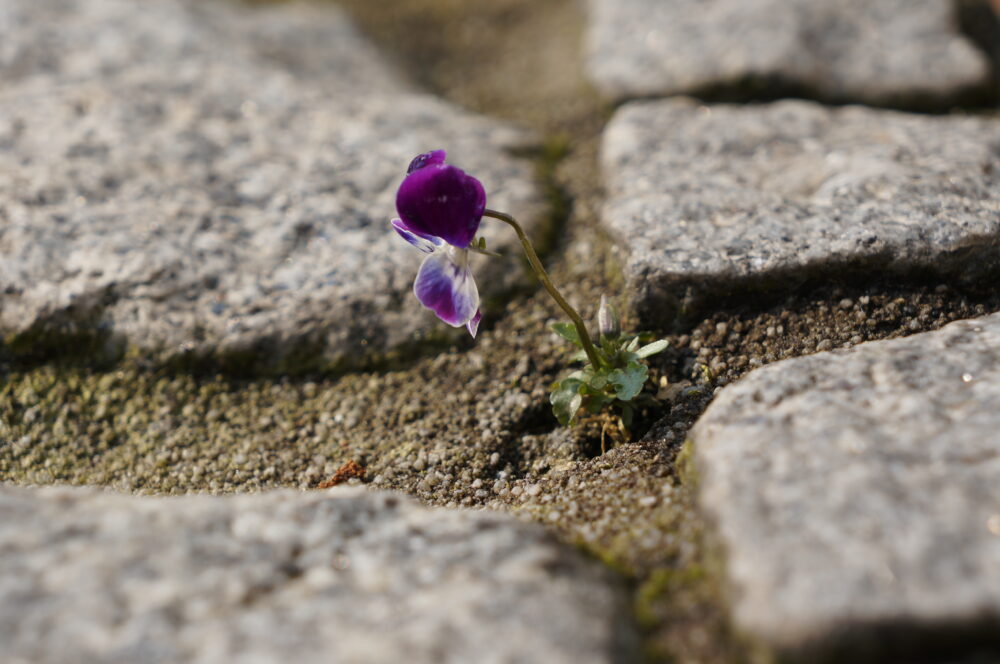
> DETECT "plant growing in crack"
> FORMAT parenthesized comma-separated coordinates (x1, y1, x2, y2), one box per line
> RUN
(391, 150, 668, 437)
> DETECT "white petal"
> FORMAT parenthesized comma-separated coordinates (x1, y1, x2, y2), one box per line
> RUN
(392, 218, 442, 253)
(413, 248, 479, 328)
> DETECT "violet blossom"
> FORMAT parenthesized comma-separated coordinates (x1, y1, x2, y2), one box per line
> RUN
(388, 150, 669, 436)
(392, 150, 485, 337)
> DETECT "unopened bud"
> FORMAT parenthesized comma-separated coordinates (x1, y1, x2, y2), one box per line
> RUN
(597, 295, 620, 339)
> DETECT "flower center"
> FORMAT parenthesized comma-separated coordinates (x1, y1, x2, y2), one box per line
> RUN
(446, 245, 470, 268)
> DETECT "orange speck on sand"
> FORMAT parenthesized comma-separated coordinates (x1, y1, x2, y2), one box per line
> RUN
(317, 460, 366, 488)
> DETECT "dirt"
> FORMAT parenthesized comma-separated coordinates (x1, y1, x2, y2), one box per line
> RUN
(3, 1, 1000, 663)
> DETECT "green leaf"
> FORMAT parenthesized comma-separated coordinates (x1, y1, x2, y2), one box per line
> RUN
(636, 339, 669, 359)
(618, 402, 634, 428)
(550, 378, 584, 426)
(624, 336, 640, 352)
(569, 349, 588, 362)
(468, 242, 502, 258)
(550, 322, 582, 347)
(608, 362, 648, 401)
(588, 373, 608, 390)
(586, 393, 613, 413)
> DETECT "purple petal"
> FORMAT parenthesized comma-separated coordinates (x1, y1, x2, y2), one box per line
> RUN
(413, 249, 479, 328)
(391, 218, 442, 253)
(407, 150, 447, 174)
(396, 163, 485, 249)
(467, 310, 482, 338)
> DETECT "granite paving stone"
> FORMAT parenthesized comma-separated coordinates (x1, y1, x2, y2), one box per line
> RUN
(585, 0, 991, 104)
(0, 485, 636, 664)
(600, 98, 1000, 328)
(691, 313, 1000, 660)
(0, 0, 543, 370)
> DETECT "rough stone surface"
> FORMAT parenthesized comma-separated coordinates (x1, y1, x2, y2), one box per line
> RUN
(601, 98, 1000, 328)
(0, 0, 542, 370)
(691, 313, 1000, 659)
(0, 485, 635, 664)
(585, 0, 991, 104)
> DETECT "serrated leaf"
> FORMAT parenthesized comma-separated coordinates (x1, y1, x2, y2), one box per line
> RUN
(550, 322, 583, 347)
(550, 378, 584, 426)
(608, 362, 648, 401)
(636, 339, 669, 358)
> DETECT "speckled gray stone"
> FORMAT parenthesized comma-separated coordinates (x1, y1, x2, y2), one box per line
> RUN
(0, 0, 542, 369)
(0, 485, 635, 664)
(601, 98, 1000, 328)
(691, 314, 1000, 660)
(585, 0, 991, 104)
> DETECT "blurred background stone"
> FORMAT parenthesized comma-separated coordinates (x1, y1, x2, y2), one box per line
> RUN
(585, 0, 991, 106)
(0, 0, 544, 371)
(0, 485, 636, 664)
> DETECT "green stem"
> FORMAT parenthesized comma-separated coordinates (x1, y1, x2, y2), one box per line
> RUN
(483, 208, 603, 369)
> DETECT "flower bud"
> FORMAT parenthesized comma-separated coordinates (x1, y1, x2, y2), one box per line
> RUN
(597, 295, 620, 340)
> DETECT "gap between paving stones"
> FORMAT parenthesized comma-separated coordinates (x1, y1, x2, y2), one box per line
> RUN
(305, 2, 1000, 662)
(0, 2, 722, 662)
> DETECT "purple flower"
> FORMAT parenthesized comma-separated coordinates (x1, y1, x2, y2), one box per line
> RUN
(393, 150, 486, 338)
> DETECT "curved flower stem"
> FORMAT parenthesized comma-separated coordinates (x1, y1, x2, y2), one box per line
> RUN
(483, 208, 603, 369)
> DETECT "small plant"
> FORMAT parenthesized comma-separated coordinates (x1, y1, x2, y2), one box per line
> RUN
(391, 150, 668, 436)
(549, 296, 668, 431)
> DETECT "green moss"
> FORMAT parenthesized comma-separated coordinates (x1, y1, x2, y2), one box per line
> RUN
(3, 325, 121, 370)
(675, 439, 699, 488)
(634, 566, 707, 626)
